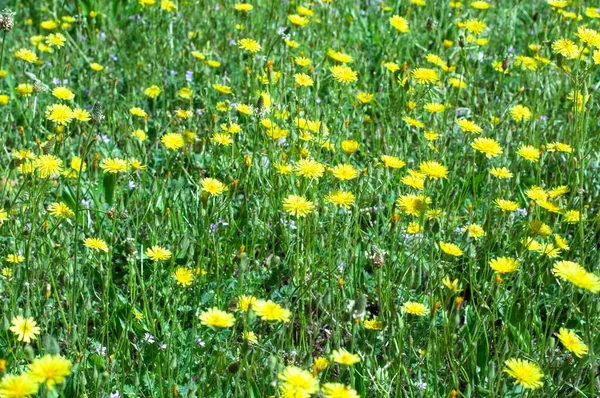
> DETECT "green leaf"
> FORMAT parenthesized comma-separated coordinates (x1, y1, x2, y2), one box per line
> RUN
(103, 173, 117, 206)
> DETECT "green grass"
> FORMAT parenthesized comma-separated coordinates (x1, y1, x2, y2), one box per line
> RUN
(0, 0, 599, 397)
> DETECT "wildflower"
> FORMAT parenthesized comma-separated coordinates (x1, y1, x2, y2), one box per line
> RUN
(144, 85, 161, 98)
(46, 104, 74, 125)
(552, 39, 579, 59)
(471, 1, 490, 9)
(341, 140, 359, 155)
(238, 295, 258, 311)
(238, 38, 262, 53)
(283, 195, 315, 217)
(563, 210, 581, 223)
(384, 62, 400, 72)
(278, 366, 319, 396)
(396, 194, 431, 216)
(295, 56, 311, 67)
(517, 145, 540, 162)
(235, 103, 253, 115)
(9, 315, 41, 343)
(161, 0, 177, 11)
(288, 14, 309, 26)
(490, 167, 513, 179)
(357, 92, 374, 104)
(178, 87, 193, 99)
(28, 354, 72, 389)
(439, 242, 463, 257)
(322, 383, 360, 398)
(72, 108, 91, 122)
(401, 301, 430, 316)
(510, 105, 532, 122)
(47, 202, 74, 218)
(161, 133, 185, 150)
(100, 158, 128, 173)
(411, 68, 439, 84)
(295, 159, 325, 179)
(503, 358, 544, 390)
(173, 267, 194, 286)
(52, 86, 74, 100)
(556, 328, 588, 358)
(213, 133, 233, 146)
(419, 161, 448, 180)
(327, 49, 353, 63)
(201, 178, 228, 196)
(403, 117, 424, 128)
(390, 15, 409, 33)
(234, 3, 253, 11)
(363, 319, 384, 330)
(471, 137, 503, 157)
(462, 19, 487, 34)
(526, 186, 547, 201)
(330, 65, 358, 84)
(145, 246, 172, 262)
(332, 349, 361, 365)
(212, 84, 232, 94)
(552, 261, 600, 293)
(406, 222, 422, 234)
(15, 48, 38, 63)
(330, 164, 358, 180)
(546, 142, 572, 153)
(442, 276, 462, 292)
(494, 199, 519, 212)
(424, 103, 446, 113)
(325, 191, 355, 209)
(456, 119, 482, 134)
(6, 254, 24, 263)
(129, 107, 147, 117)
(16, 84, 34, 96)
(34, 154, 63, 178)
(252, 300, 291, 322)
(464, 224, 485, 240)
(199, 308, 235, 328)
(294, 73, 313, 87)
(489, 257, 519, 274)
(0, 374, 39, 398)
(90, 62, 104, 71)
(381, 155, 405, 169)
(401, 171, 426, 190)
(84, 238, 109, 253)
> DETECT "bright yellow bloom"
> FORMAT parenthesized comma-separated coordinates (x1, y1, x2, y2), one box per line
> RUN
(199, 307, 235, 328)
(201, 178, 229, 196)
(252, 300, 291, 322)
(556, 328, 588, 358)
(503, 358, 544, 390)
(332, 349, 360, 365)
(439, 242, 463, 257)
(9, 315, 41, 343)
(28, 354, 72, 389)
(401, 301, 430, 316)
(283, 195, 315, 217)
(145, 245, 172, 261)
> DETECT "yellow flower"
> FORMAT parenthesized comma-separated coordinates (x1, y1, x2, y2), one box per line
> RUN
(389, 15, 409, 33)
(278, 366, 319, 396)
(161, 133, 185, 150)
(161, 0, 177, 11)
(295, 159, 325, 179)
(199, 308, 235, 328)
(15, 48, 38, 63)
(442, 276, 462, 293)
(553, 260, 600, 293)
(471, 137, 503, 157)
(145, 245, 172, 262)
(9, 315, 41, 343)
(252, 300, 291, 322)
(456, 118, 482, 134)
(90, 62, 104, 71)
(238, 295, 258, 311)
(552, 38, 579, 59)
(411, 68, 439, 84)
(419, 161, 448, 180)
(396, 194, 431, 216)
(52, 86, 75, 100)
(288, 14, 309, 27)
(517, 145, 540, 162)
(556, 328, 588, 358)
(510, 105, 532, 122)
(330, 65, 358, 84)
(0, 374, 40, 398)
(46, 104, 74, 125)
(325, 191, 355, 209)
(439, 242, 463, 257)
(381, 155, 405, 169)
(327, 49, 353, 63)
(490, 167, 513, 179)
(461, 18, 487, 34)
(144, 85, 161, 98)
(234, 3, 253, 11)
(283, 195, 315, 218)
(238, 38, 262, 53)
(332, 349, 361, 365)
(213, 132, 233, 146)
(401, 301, 430, 316)
(84, 238, 109, 253)
(363, 319, 384, 331)
(100, 158, 128, 173)
(503, 358, 544, 390)
(201, 178, 228, 196)
(28, 354, 72, 389)
(47, 202, 74, 218)
(356, 92, 373, 104)
(494, 198, 519, 212)
(294, 73, 313, 87)
(489, 257, 519, 274)
(330, 164, 358, 180)
(6, 254, 24, 263)
(34, 154, 63, 178)
(463, 224, 486, 240)
(173, 267, 194, 286)
(322, 383, 360, 398)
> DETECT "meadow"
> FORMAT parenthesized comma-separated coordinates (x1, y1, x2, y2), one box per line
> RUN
(0, 0, 599, 397)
